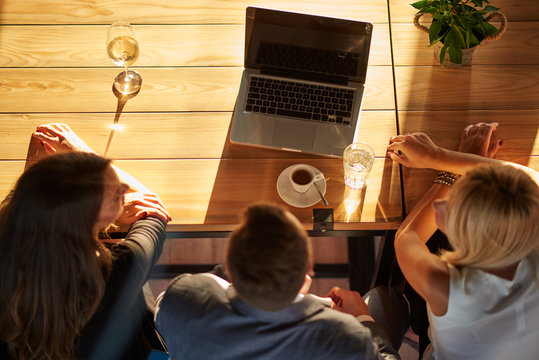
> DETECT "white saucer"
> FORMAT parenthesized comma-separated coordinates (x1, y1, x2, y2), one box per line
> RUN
(277, 164, 327, 208)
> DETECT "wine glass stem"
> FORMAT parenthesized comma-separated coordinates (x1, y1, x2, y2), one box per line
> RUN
(124, 65, 128, 77)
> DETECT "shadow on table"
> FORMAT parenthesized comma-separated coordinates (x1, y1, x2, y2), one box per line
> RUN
(203, 110, 402, 228)
(104, 86, 140, 156)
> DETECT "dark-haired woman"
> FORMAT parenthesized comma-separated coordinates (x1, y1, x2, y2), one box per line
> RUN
(0, 124, 171, 360)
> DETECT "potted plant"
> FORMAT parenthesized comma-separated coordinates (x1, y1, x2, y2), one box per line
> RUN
(411, 0, 507, 67)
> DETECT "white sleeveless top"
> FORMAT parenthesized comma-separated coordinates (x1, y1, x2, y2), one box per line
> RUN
(427, 253, 539, 360)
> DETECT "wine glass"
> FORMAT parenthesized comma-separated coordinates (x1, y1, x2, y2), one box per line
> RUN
(107, 21, 141, 95)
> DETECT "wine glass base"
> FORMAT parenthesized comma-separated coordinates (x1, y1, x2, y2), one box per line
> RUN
(113, 70, 142, 95)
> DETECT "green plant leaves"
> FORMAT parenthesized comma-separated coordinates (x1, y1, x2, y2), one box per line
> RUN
(448, 45, 463, 64)
(439, 45, 448, 65)
(411, 0, 429, 10)
(411, 0, 500, 64)
(483, 5, 499, 12)
(429, 21, 443, 44)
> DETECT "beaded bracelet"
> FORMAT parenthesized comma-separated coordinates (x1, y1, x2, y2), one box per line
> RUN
(434, 171, 458, 187)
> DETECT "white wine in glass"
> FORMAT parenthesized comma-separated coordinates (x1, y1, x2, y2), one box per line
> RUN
(107, 21, 141, 95)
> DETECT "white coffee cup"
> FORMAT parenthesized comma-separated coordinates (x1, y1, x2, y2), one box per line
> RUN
(289, 164, 324, 193)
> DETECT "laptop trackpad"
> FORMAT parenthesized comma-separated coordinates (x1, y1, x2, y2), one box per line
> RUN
(272, 120, 315, 150)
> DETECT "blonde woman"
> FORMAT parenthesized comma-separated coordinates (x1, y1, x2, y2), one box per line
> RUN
(387, 122, 539, 360)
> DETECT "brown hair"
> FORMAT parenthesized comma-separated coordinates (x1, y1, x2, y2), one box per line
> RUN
(0, 152, 113, 359)
(226, 203, 312, 311)
(442, 164, 539, 269)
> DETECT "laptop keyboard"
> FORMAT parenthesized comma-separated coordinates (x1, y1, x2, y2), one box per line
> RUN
(244, 76, 354, 125)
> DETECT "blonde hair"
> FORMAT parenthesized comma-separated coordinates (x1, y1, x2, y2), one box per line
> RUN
(441, 164, 539, 269)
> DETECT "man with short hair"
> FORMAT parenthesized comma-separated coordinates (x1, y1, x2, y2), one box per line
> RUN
(155, 203, 408, 359)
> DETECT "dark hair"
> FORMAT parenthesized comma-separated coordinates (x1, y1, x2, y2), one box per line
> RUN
(226, 203, 312, 311)
(0, 152, 113, 359)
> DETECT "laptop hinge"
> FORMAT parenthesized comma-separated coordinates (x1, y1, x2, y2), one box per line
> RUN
(259, 67, 348, 86)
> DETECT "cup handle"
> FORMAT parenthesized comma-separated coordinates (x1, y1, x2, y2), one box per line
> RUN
(313, 173, 325, 182)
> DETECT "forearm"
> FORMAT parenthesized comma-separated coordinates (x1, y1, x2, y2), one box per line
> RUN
(395, 183, 451, 306)
(396, 183, 450, 245)
(124, 216, 167, 268)
(434, 149, 539, 184)
(112, 164, 152, 193)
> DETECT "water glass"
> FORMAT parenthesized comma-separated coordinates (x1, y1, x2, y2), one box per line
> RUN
(343, 142, 375, 189)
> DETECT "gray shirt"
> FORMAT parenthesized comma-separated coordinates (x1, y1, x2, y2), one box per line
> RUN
(155, 273, 399, 360)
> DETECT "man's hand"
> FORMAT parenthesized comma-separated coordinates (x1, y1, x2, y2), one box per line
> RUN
(328, 287, 371, 317)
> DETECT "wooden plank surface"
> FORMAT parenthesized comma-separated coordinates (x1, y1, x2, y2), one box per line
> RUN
(113, 158, 402, 231)
(0, 24, 392, 67)
(398, 110, 539, 157)
(0, 110, 396, 161)
(0, 0, 390, 24)
(0, 0, 400, 232)
(389, 0, 539, 23)
(108, 110, 397, 160)
(391, 22, 539, 66)
(0, 115, 114, 159)
(389, 0, 539, 216)
(394, 65, 539, 111)
(0, 66, 395, 113)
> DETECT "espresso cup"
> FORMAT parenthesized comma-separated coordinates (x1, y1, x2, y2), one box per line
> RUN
(289, 164, 325, 193)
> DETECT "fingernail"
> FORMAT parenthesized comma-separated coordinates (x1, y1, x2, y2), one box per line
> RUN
(499, 139, 504, 146)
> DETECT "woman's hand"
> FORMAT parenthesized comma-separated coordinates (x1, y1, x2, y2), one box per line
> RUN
(387, 132, 443, 169)
(116, 192, 172, 225)
(32, 123, 96, 154)
(328, 287, 371, 317)
(458, 122, 502, 158)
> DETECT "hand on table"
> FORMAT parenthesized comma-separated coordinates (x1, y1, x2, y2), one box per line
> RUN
(386, 132, 442, 169)
(116, 192, 172, 225)
(458, 122, 502, 158)
(32, 123, 96, 155)
(328, 287, 370, 317)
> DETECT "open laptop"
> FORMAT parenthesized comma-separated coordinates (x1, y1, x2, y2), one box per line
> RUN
(230, 7, 373, 157)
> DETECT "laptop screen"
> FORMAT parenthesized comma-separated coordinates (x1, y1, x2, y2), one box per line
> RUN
(244, 7, 372, 84)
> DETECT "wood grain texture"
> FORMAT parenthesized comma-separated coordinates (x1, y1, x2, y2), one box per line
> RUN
(0, 0, 390, 25)
(0, 114, 113, 159)
(0, 161, 25, 199)
(391, 22, 539, 66)
(112, 158, 402, 230)
(397, 110, 539, 157)
(394, 65, 539, 111)
(106, 110, 397, 159)
(0, 66, 395, 113)
(0, 24, 392, 67)
(389, 0, 539, 23)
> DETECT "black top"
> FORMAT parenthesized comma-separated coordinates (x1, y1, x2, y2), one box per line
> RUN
(1, 217, 167, 360)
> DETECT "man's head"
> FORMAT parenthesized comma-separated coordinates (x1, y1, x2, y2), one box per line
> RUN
(225, 203, 312, 311)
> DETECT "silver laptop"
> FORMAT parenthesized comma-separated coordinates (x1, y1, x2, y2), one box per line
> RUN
(230, 7, 372, 157)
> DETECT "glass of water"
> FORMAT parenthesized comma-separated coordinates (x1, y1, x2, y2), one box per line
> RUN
(343, 142, 375, 189)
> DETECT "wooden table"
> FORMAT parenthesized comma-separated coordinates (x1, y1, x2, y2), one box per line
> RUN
(389, 0, 539, 212)
(2, 0, 537, 293)
(0, 0, 402, 235)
